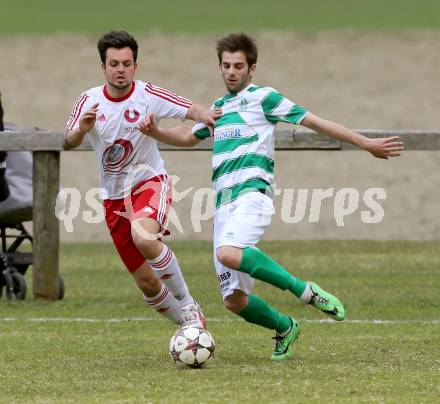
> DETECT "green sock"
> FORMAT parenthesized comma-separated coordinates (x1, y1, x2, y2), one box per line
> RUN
(237, 295, 291, 334)
(239, 247, 307, 298)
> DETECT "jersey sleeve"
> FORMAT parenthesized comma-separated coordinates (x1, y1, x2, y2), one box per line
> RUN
(145, 83, 192, 121)
(192, 123, 212, 139)
(65, 92, 94, 133)
(260, 88, 309, 125)
(191, 99, 219, 139)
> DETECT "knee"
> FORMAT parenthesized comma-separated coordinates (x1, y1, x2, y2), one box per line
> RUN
(131, 228, 156, 256)
(216, 246, 241, 269)
(224, 293, 248, 314)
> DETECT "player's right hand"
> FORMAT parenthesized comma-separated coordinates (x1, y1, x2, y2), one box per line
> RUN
(201, 107, 222, 126)
(78, 103, 99, 134)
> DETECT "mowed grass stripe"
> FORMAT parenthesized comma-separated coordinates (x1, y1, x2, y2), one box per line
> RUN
(1, 0, 440, 34)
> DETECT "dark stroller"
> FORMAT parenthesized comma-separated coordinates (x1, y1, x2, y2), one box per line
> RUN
(0, 146, 34, 300)
(0, 95, 64, 300)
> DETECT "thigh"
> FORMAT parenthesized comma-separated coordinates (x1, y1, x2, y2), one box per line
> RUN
(213, 209, 255, 300)
(131, 216, 162, 242)
(104, 199, 146, 273)
(130, 175, 172, 236)
(215, 192, 274, 249)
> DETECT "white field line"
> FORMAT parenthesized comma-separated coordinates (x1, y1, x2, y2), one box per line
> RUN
(0, 317, 439, 325)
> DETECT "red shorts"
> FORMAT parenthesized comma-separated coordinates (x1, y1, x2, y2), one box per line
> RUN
(104, 174, 172, 272)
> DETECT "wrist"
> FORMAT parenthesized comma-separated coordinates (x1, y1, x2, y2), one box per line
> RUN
(187, 104, 204, 123)
(355, 134, 371, 150)
(76, 127, 88, 137)
(64, 128, 86, 149)
(150, 126, 163, 137)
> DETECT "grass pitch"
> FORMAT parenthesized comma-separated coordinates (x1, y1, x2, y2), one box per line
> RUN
(1, 0, 440, 34)
(1, 240, 439, 403)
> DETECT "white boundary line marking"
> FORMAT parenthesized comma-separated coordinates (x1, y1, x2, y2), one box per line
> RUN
(0, 317, 439, 325)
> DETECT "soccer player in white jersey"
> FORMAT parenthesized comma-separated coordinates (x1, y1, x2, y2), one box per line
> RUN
(138, 33, 404, 360)
(64, 31, 220, 329)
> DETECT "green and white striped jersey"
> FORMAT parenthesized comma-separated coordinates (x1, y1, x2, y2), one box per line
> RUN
(193, 83, 308, 209)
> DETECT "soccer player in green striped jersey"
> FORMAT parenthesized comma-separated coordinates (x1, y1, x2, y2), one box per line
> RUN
(138, 33, 404, 361)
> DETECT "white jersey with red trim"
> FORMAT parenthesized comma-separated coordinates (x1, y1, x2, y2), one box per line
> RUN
(66, 80, 191, 199)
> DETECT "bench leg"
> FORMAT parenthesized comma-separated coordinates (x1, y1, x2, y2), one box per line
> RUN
(33, 151, 60, 300)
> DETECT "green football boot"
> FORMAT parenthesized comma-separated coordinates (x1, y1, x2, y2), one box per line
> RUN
(271, 318, 300, 361)
(308, 282, 345, 321)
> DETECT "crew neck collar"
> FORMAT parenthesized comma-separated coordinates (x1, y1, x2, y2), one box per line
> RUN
(103, 81, 136, 102)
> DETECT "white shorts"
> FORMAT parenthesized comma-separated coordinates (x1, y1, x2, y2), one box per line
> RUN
(213, 191, 275, 299)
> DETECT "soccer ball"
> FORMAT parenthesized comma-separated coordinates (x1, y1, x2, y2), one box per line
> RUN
(169, 326, 215, 368)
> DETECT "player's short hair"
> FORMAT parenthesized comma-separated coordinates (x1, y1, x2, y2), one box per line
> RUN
(97, 31, 138, 63)
(216, 33, 258, 66)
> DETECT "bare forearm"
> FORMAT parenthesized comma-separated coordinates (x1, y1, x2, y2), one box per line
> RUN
(63, 128, 87, 150)
(148, 125, 200, 147)
(302, 113, 369, 149)
(300, 112, 403, 159)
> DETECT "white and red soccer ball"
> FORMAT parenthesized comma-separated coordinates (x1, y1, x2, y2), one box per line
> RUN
(169, 326, 215, 368)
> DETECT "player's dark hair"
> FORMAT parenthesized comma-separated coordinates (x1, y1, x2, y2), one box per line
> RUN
(216, 33, 258, 66)
(97, 31, 138, 63)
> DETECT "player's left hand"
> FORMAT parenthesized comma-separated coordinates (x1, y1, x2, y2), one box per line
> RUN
(137, 112, 159, 136)
(365, 136, 404, 159)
